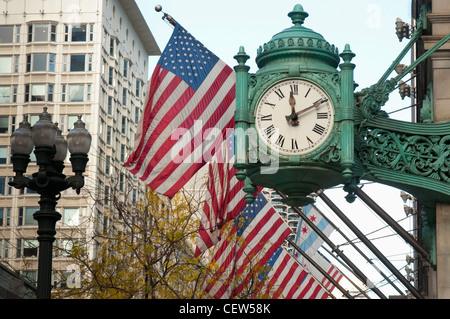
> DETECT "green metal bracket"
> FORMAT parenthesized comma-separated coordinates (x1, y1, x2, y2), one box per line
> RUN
(359, 5, 450, 119)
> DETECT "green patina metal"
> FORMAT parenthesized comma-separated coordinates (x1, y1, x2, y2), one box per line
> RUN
(234, 4, 450, 264)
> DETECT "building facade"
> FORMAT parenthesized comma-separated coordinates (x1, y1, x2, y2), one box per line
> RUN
(0, 0, 159, 291)
(412, 0, 450, 298)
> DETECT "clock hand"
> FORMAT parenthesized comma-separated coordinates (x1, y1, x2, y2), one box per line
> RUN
(285, 92, 299, 126)
(295, 98, 328, 117)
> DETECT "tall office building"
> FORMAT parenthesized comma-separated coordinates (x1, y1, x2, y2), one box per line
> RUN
(0, 0, 160, 288)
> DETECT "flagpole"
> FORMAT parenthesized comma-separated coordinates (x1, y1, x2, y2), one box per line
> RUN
(318, 190, 424, 299)
(320, 245, 371, 299)
(354, 187, 430, 260)
(276, 190, 388, 299)
(285, 238, 351, 299)
(312, 203, 406, 296)
(154, 5, 177, 27)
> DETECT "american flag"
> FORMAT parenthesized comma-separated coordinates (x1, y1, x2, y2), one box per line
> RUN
(258, 247, 330, 299)
(124, 23, 235, 198)
(203, 193, 292, 299)
(194, 131, 256, 257)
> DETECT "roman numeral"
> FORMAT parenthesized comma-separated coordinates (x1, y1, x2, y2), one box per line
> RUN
(264, 125, 276, 138)
(312, 124, 326, 135)
(275, 135, 285, 147)
(317, 112, 328, 119)
(264, 101, 276, 108)
(290, 84, 298, 95)
(291, 138, 299, 150)
(305, 88, 311, 97)
(274, 89, 285, 100)
(306, 136, 314, 145)
(260, 114, 272, 121)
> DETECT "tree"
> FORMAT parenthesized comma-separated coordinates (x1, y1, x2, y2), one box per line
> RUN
(52, 178, 210, 299)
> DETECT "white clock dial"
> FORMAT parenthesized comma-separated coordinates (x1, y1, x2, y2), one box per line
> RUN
(255, 79, 334, 155)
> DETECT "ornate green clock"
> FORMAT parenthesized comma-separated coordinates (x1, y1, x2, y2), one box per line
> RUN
(255, 79, 334, 156)
(233, 4, 349, 206)
(234, 1, 450, 243)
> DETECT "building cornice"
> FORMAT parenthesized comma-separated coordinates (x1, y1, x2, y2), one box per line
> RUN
(118, 0, 161, 56)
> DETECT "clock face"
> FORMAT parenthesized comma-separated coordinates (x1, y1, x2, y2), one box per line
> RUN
(255, 79, 334, 155)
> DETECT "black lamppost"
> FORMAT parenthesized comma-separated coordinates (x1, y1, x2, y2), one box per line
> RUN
(9, 107, 91, 299)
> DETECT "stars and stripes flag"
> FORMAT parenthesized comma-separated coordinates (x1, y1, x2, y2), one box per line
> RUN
(293, 204, 343, 293)
(257, 247, 330, 299)
(195, 131, 260, 257)
(203, 193, 292, 299)
(124, 23, 235, 198)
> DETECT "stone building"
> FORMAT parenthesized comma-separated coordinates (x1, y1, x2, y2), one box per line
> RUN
(0, 0, 159, 292)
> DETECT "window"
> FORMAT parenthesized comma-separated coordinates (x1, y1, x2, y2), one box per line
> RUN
(27, 53, 55, 72)
(0, 177, 5, 195)
(25, 84, 54, 102)
(0, 25, 20, 43)
(22, 271, 37, 285)
(0, 208, 3, 226)
(106, 125, 112, 144)
(0, 26, 14, 43)
(88, 54, 93, 71)
(70, 54, 85, 72)
(107, 96, 113, 114)
(0, 146, 7, 164)
(122, 88, 127, 106)
(105, 185, 110, 205)
(3, 239, 9, 258)
(120, 144, 125, 162)
(65, 24, 93, 42)
(62, 84, 85, 102)
(132, 189, 137, 205)
(121, 116, 126, 134)
(0, 86, 10, 103)
(136, 79, 141, 98)
(108, 67, 114, 85)
(0, 56, 12, 73)
(17, 239, 38, 258)
(134, 106, 140, 124)
(28, 23, 56, 42)
(72, 25, 86, 41)
(105, 156, 111, 175)
(0, 116, 9, 133)
(69, 84, 84, 102)
(61, 240, 74, 257)
(67, 115, 78, 132)
(1, 85, 18, 103)
(123, 60, 128, 78)
(63, 208, 79, 226)
(109, 38, 115, 56)
(19, 207, 39, 226)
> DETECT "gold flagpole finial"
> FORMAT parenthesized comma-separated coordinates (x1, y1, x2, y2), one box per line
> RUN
(155, 5, 177, 27)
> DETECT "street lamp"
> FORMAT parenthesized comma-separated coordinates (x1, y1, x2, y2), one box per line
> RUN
(9, 107, 91, 299)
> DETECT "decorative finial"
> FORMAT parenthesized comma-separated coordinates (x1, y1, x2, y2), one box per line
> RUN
(234, 46, 250, 65)
(340, 44, 356, 63)
(288, 4, 309, 26)
(155, 5, 177, 27)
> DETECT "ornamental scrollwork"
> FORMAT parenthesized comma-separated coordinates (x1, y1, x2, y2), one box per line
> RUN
(357, 127, 450, 183)
(356, 79, 396, 119)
